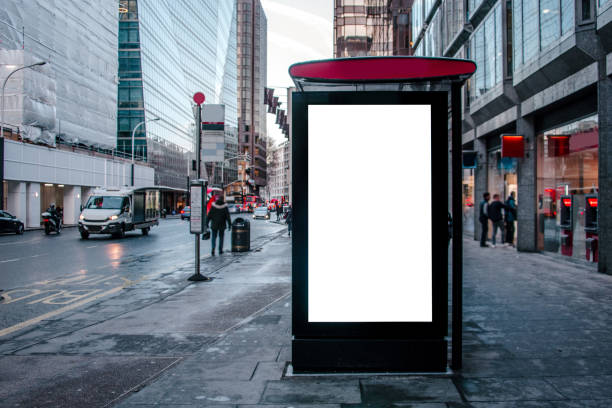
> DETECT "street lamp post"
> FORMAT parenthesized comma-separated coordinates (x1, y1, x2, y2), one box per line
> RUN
(130, 116, 160, 186)
(220, 153, 249, 193)
(0, 61, 47, 210)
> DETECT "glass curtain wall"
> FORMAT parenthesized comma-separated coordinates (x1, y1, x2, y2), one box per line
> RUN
(117, 0, 238, 189)
(118, 1, 147, 160)
(468, 3, 503, 103)
(513, 0, 574, 71)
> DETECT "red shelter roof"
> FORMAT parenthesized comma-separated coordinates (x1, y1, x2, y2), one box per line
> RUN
(289, 57, 476, 89)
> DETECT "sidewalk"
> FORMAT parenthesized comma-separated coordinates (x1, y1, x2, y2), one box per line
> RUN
(117, 237, 612, 407)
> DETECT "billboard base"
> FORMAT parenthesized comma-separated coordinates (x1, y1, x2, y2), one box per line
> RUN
(292, 338, 447, 373)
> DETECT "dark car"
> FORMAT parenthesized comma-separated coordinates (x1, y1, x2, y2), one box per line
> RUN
(0, 211, 24, 234)
(180, 206, 191, 220)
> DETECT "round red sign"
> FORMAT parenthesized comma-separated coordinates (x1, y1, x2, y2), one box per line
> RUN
(193, 92, 205, 105)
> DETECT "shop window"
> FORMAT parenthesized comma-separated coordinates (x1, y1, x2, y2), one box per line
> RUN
(536, 114, 599, 259)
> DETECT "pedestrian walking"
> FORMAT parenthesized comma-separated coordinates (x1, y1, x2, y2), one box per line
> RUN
(206, 196, 232, 256)
(505, 191, 517, 246)
(479, 192, 490, 247)
(286, 205, 293, 237)
(488, 194, 505, 248)
(276, 204, 282, 221)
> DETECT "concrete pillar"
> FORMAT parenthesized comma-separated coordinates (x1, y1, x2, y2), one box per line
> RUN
(26, 182, 41, 229)
(81, 187, 94, 208)
(516, 115, 537, 252)
(473, 136, 488, 241)
(7, 181, 27, 223)
(63, 185, 82, 226)
(597, 61, 612, 274)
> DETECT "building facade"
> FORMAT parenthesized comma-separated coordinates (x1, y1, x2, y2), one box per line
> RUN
(413, 0, 612, 272)
(334, 0, 413, 57)
(237, 0, 268, 195)
(117, 0, 239, 210)
(266, 140, 290, 203)
(0, 1, 153, 227)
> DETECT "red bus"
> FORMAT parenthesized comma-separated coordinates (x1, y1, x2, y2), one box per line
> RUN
(242, 195, 263, 212)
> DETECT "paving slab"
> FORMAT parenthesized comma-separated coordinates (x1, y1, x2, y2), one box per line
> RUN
(260, 379, 362, 404)
(360, 377, 462, 404)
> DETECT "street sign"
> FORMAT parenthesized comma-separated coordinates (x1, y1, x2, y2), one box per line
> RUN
(190, 180, 204, 234)
(193, 92, 205, 105)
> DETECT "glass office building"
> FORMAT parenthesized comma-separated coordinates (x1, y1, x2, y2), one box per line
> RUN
(334, 0, 413, 58)
(118, 0, 238, 192)
(413, 0, 612, 272)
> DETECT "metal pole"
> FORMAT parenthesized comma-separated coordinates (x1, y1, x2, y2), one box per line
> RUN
(196, 102, 201, 270)
(131, 121, 142, 187)
(1, 61, 47, 210)
(451, 82, 464, 370)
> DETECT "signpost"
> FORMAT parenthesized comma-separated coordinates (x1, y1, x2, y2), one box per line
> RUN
(188, 92, 211, 282)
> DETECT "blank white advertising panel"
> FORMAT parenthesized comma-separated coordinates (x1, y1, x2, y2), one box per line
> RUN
(308, 105, 432, 323)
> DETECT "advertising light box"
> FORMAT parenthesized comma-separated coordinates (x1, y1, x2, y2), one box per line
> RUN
(308, 104, 432, 323)
(292, 91, 448, 341)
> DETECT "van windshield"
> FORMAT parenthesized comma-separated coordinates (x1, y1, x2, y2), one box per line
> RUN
(86, 196, 125, 210)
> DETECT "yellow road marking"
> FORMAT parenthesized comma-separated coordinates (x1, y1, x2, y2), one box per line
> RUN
(0, 285, 124, 338)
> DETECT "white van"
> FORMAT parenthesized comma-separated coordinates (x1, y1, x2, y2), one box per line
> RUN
(78, 187, 160, 239)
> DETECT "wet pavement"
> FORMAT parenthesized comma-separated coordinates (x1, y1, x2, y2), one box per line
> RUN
(0, 216, 278, 336)
(2, 227, 612, 407)
(0, 216, 288, 407)
(110, 236, 611, 408)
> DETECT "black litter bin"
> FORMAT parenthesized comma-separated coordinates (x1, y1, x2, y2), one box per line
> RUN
(231, 217, 250, 252)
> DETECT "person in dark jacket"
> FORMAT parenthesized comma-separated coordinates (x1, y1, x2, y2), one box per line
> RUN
(488, 194, 505, 247)
(276, 204, 282, 221)
(285, 205, 293, 237)
(479, 192, 490, 247)
(504, 191, 517, 246)
(206, 197, 232, 256)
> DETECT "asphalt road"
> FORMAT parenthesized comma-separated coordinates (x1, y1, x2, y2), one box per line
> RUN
(0, 215, 284, 337)
(0, 214, 289, 407)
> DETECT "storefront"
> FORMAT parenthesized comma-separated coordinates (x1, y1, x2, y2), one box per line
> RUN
(462, 168, 475, 234)
(536, 114, 599, 261)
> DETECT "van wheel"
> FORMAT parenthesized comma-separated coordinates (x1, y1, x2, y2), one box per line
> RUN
(80, 231, 89, 239)
(142, 227, 150, 236)
(112, 225, 125, 239)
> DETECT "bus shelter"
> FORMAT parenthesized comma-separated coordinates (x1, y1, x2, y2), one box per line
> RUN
(289, 57, 476, 373)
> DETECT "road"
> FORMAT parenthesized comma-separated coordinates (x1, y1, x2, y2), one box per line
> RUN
(0, 214, 290, 407)
(0, 215, 284, 338)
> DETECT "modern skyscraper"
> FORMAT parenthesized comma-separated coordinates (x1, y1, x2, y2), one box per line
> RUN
(117, 0, 238, 199)
(237, 0, 268, 195)
(334, 0, 413, 58)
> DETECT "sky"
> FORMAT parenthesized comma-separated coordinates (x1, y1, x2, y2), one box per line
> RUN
(260, 0, 333, 144)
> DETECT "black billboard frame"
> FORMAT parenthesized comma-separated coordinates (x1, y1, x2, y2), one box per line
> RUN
(291, 91, 449, 373)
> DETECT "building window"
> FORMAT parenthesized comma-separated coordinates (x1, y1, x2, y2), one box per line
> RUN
(468, 3, 503, 102)
(513, 0, 574, 71)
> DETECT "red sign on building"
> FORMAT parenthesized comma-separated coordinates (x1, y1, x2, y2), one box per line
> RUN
(501, 135, 525, 158)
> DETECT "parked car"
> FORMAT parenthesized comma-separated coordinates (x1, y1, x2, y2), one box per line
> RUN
(253, 206, 270, 220)
(0, 210, 24, 234)
(181, 206, 191, 220)
(228, 204, 239, 214)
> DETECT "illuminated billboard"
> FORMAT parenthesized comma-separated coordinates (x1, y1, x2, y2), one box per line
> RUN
(308, 104, 432, 323)
(292, 91, 448, 341)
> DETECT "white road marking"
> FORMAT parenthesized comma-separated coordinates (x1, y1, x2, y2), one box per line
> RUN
(86, 245, 98, 248)
(0, 258, 20, 263)
(0, 285, 125, 337)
